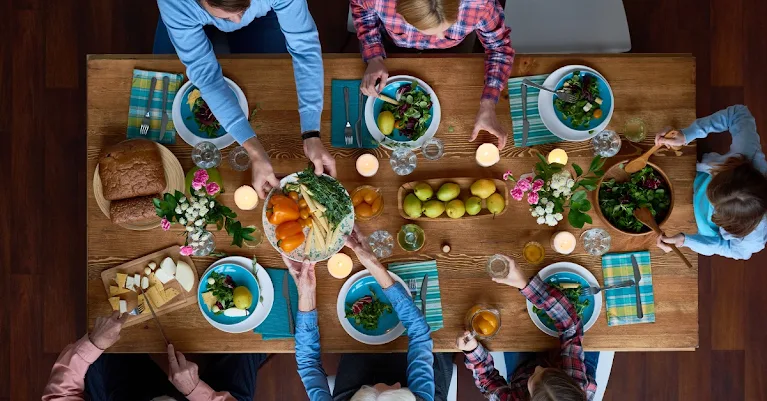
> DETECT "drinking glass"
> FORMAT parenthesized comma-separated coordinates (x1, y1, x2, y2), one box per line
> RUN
(464, 304, 502, 340)
(243, 226, 264, 248)
(228, 146, 250, 171)
(192, 141, 221, 169)
(368, 230, 394, 258)
(397, 224, 425, 252)
(581, 228, 612, 256)
(191, 230, 216, 256)
(623, 118, 646, 143)
(522, 241, 545, 265)
(420, 138, 445, 161)
(390, 148, 417, 176)
(486, 254, 510, 279)
(591, 130, 622, 157)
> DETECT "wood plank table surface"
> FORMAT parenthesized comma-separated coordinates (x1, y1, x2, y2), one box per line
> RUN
(87, 54, 698, 353)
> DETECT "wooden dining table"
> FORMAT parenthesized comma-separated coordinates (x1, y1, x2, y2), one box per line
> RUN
(87, 54, 698, 353)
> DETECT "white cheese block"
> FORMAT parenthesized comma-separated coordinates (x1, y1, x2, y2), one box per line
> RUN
(175, 261, 195, 292)
(160, 257, 177, 275)
(133, 274, 141, 287)
(148, 262, 158, 271)
(144, 267, 152, 275)
(119, 300, 127, 314)
(595, 97, 603, 105)
(583, 103, 593, 112)
(154, 268, 175, 284)
(223, 308, 247, 317)
(126, 276, 135, 290)
(141, 276, 149, 290)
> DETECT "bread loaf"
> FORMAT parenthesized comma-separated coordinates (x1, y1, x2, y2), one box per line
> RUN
(109, 195, 158, 225)
(99, 139, 166, 201)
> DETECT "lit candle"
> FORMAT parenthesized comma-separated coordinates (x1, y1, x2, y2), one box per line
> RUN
(547, 148, 568, 165)
(551, 231, 577, 255)
(233, 185, 259, 211)
(327, 253, 353, 279)
(356, 154, 380, 177)
(475, 143, 500, 167)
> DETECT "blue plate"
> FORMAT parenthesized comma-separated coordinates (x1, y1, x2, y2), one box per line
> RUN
(179, 85, 237, 139)
(552, 71, 612, 131)
(198, 263, 259, 325)
(372, 81, 434, 142)
(536, 272, 596, 332)
(343, 276, 400, 336)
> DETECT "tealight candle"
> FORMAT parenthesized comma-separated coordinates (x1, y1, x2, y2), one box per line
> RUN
(356, 154, 380, 177)
(233, 185, 259, 211)
(475, 143, 500, 167)
(327, 253, 353, 279)
(547, 148, 568, 165)
(551, 231, 577, 255)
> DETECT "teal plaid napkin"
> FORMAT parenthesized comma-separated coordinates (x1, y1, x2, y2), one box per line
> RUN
(601, 251, 656, 326)
(126, 69, 184, 145)
(330, 79, 378, 149)
(508, 74, 563, 147)
(254, 268, 299, 340)
(388, 260, 443, 332)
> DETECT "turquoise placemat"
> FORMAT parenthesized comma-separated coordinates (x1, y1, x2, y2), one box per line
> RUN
(601, 251, 656, 326)
(126, 69, 184, 145)
(330, 79, 378, 149)
(388, 260, 443, 332)
(254, 267, 299, 340)
(508, 74, 563, 147)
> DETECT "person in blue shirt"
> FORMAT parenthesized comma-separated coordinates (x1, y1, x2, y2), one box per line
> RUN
(654, 105, 767, 260)
(155, 0, 335, 199)
(284, 226, 437, 401)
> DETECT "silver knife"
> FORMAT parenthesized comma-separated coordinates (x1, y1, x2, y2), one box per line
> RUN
(159, 76, 170, 141)
(521, 83, 529, 147)
(630, 255, 644, 319)
(283, 271, 295, 335)
(137, 285, 170, 346)
(355, 90, 363, 148)
(419, 274, 429, 315)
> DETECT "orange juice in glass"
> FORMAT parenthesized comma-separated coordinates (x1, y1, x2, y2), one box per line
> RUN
(465, 304, 501, 339)
(523, 241, 545, 265)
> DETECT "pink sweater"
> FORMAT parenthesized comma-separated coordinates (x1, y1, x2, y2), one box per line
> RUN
(42, 335, 235, 401)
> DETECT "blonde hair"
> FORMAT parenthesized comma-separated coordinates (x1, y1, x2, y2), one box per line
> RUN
(708, 156, 767, 237)
(396, 0, 460, 31)
(350, 386, 416, 401)
(530, 368, 587, 401)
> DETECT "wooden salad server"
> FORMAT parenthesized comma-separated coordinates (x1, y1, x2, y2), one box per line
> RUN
(633, 207, 693, 269)
(624, 130, 682, 174)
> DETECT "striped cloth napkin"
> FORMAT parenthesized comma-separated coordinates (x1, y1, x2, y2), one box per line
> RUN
(601, 251, 656, 326)
(330, 79, 378, 149)
(388, 260, 443, 332)
(126, 69, 184, 145)
(254, 268, 298, 340)
(508, 74, 563, 147)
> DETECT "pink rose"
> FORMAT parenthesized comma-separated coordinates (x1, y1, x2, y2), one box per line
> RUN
(516, 178, 532, 192)
(527, 191, 539, 205)
(206, 182, 221, 196)
(179, 246, 194, 256)
(531, 179, 545, 192)
(502, 171, 513, 181)
(191, 179, 204, 190)
(510, 187, 525, 201)
(193, 169, 209, 184)
(161, 217, 171, 231)
(525, 176, 533, 182)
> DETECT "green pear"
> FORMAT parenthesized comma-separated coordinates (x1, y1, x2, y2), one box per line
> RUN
(470, 179, 497, 199)
(403, 193, 423, 218)
(465, 196, 482, 216)
(422, 200, 446, 218)
(413, 182, 434, 201)
(446, 199, 466, 219)
(486, 193, 505, 216)
(436, 182, 461, 202)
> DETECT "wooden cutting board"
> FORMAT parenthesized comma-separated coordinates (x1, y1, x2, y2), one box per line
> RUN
(100, 245, 199, 328)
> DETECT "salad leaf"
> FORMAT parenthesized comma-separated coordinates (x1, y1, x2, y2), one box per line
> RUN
(208, 271, 236, 311)
(345, 290, 393, 331)
(382, 83, 433, 141)
(598, 166, 671, 232)
(192, 97, 222, 138)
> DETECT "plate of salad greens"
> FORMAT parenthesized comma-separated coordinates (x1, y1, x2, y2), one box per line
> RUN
(538, 65, 614, 142)
(365, 75, 441, 150)
(526, 262, 602, 337)
(337, 270, 410, 345)
(172, 77, 247, 149)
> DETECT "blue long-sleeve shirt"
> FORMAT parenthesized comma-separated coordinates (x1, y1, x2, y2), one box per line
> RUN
(157, 0, 323, 144)
(295, 282, 435, 401)
(681, 105, 767, 260)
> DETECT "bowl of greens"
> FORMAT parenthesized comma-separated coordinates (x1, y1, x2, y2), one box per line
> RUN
(172, 77, 247, 149)
(365, 75, 441, 150)
(596, 161, 674, 235)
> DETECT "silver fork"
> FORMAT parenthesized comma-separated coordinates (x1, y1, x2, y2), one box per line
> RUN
(408, 278, 418, 299)
(140, 77, 158, 135)
(129, 302, 146, 316)
(343, 87, 353, 145)
(579, 280, 635, 296)
(522, 79, 577, 103)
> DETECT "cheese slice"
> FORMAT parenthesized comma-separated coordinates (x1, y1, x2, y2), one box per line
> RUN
(163, 287, 180, 304)
(115, 273, 128, 288)
(109, 286, 130, 296)
(201, 291, 217, 310)
(154, 268, 174, 284)
(148, 272, 160, 287)
(175, 261, 195, 292)
(559, 282, 581, 289)
(145, 285, 168, 308)
(108, 297, 121, 311)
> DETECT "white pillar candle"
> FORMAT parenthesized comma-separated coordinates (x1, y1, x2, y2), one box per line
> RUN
(547, 148, 568, 165)
(327, 253, 353, 279)
(356, 154, 380, 177)
(475, 143, 500, 167)
(551, 231, 577, 255)
(233, 185, 259, 211)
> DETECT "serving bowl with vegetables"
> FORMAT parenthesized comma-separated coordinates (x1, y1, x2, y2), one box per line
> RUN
(172, 78, 247, 149)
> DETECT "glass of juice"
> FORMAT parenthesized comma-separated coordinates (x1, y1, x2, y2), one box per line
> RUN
(397, 224, 425, 252)
(523, 241, 545, 265)
(465, 304, 502, 339)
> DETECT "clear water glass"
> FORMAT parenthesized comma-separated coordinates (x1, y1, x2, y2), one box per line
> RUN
(192, 141, 221, 169)
(228, 146, 250, 171)
(623, 118, 647, 143)
(592, 130, 622, 157)
(368, 230, 395, 258)
(397, 224, 425, 252)
(421, 138, 445, 160)
(581, 228, 612, 256)
(390, 148, 417, 175)
(486, 254, 510, 279)
(191, 230, 216, 257)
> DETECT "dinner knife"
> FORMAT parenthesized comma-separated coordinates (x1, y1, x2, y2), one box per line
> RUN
(283, 271, 295, 335)
(630, 255, 644, 319)
(159, 76, 170, 141)
(137, 285, 170, 347)
(419, 274, 429, 315)
(355, 91, 364, 148)
(521, 83, 529, 147)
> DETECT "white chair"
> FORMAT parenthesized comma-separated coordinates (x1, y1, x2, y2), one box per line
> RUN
(504, 0, 631, 53)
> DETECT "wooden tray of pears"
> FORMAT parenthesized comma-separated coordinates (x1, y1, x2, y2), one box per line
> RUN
(397, 178, 509, 221)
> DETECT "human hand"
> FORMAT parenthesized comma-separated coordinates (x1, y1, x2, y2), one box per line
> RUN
(469, 99, 508, 150)
(303, 137, 337, 177)
(656, 233, 685, 253)
(167, 344, 200, 396)
(456, 331, 478, 352)
(361, 57, 389, 97)
(89, 311, 124, 350)
(245, 138, 280, 199)
(490, 255, 527, 289)
(654, 128, 685, 149)
(283, 255, 317, 312)
(343, 225, 375, 264)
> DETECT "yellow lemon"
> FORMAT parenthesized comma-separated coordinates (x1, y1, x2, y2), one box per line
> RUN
(377, 111, 395, 136)
(233, 286, 253, 309)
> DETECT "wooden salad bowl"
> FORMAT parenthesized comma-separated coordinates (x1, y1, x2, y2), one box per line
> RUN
(397, 177, 509, 221)
(594, 160, 675, 236)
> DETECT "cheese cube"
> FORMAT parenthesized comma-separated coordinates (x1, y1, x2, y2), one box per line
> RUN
(133, 274, 141, 286)
(583, 103, 593, 112)
(201, 291, 217, 311)
(109, 286, 130, 296)
(595, 97, 603, 105)
(141, 276, 149, 290)
(126, 276, 135, 290)
(119, 300, 127, 314)
(108, 297, 121, 311)
(144, 267, 152, 275)
(115, 273, 128, 288)
(148, 262, 158, 271)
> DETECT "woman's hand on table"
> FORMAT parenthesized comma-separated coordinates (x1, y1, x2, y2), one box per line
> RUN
(657, 233, 685, 253)
(245, 137, 280, 199)
(167, 344, 200, 396)
(655, 128, 686, 148)
(470, 99, 508, 150)
(490, 255, 527, 289)
(361, 57, 388, 97)
(343, 225, 376, 265)
(89, 311, 124, 350)
(283, 255, 317, 312)
(456, 331, 479, 353)
(303, 137, 337, 178)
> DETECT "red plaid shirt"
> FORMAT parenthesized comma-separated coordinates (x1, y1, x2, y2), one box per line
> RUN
(463, 275, 598, 400)
(351, 0, 514, 102)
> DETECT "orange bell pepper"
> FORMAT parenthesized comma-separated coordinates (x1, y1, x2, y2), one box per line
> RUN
(278, 232, 305, 253)
(275, 221, 304, 240)
(267, 194, 300, 225)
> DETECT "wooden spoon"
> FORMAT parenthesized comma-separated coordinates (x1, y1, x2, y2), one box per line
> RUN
(633, 207, 693, 269)
(624, 143, 663, 174)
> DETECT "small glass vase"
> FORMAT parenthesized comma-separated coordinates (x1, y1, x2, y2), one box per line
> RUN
(190, 229, 216, 256)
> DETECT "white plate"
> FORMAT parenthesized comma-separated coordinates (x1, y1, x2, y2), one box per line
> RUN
(538, 65, 614, 142)
(337, 269, 411, 345)
(172, 77, 247, 149)
(197, 256, 274, 333)
(261, 173, 355, 262)
(364, 75, 441, 150)
(525, 261, 603, 337)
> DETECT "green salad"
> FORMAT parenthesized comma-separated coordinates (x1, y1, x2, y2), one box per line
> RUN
(345, 290, 393, 331)
(533, 283, 590, 326)
(554, 71, 604, 129)
(381, 81, 432, 140)
(208, 271, 236, 311)
(599, 166, 671, 233)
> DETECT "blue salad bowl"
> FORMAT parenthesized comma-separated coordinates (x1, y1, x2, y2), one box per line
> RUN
(372, 81, 435, 143)
(552, 71, 613, 132)
(197, 263, 259, 326)
(343, 275, 401, 336)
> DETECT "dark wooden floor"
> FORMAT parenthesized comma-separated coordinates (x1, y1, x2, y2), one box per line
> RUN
(3, 0, 766, 400)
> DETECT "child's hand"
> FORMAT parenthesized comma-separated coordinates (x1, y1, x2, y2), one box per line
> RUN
(657, 233, 685, 252)
(655, 129, 685, 148)
(456, 331, 478, 352)
(490, 255, 528, 289)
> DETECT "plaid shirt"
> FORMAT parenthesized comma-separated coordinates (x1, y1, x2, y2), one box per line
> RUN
(463, 275, 598, 400)
(350, 0, 514, 102)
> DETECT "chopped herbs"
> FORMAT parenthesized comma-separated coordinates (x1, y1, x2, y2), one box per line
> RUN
(294, 166, 352, 231)
(599, 166, 671, 233)
(345, 290, 393, 331)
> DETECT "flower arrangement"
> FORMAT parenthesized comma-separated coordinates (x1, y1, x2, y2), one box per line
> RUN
(154, 169, 257, 256)
(504, 154, 605, 229)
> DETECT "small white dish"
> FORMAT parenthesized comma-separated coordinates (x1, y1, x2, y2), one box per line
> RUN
(172, 77, 247, 149)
